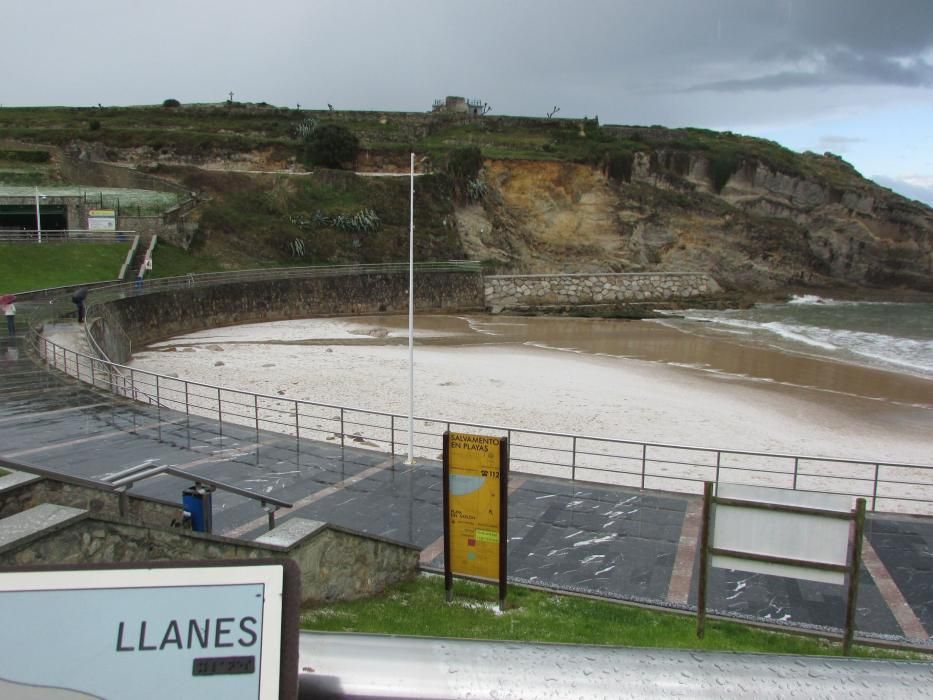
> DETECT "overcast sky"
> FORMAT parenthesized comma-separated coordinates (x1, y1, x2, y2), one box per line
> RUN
(3, 0, 932, 204)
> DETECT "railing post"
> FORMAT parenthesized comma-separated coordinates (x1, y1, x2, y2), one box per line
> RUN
(792, 457, 799, 491)
(571, 436, 577, 481)
(641, 444, 647, 489)
(871, 464, 880, 512)
(129, 370, 137, 433)
(217, 387, 223, 440)
(184, 381, 191, 450)
(340, 408, 345, 449)
(390, 415, 395, 456)
(715, 451, 721, 486)
(294, 401, 300, 457)
(254, 394, 260, 464)
(155, 375, 161, 441)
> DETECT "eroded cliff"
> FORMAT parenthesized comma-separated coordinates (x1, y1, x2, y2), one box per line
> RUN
(455, 152, 933, 293)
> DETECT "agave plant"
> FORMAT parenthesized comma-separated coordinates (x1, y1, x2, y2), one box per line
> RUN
(289, 214, 313, 229)
(293, 118, 318, 140)
(287, 238, 307, 258)
(331, 208, 381, 233)
(467, 178, 487, 202)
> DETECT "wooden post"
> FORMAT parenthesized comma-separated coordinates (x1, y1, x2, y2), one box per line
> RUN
(843, 498, 867, 655)
(498, 437, 509, 612)
(696, 481, 714, 639)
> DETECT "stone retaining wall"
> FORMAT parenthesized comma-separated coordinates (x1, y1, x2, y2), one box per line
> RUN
(485, 272, 721, 308)
(90, 270, 485, 362)
(0, 514, 418, 604)
(0, 479, 178, 527)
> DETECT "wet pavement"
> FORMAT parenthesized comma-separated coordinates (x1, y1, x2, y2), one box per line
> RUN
(1, 329, 931, 646)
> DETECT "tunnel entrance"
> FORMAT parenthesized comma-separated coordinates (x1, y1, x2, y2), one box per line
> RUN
(0, 204, 68, 231)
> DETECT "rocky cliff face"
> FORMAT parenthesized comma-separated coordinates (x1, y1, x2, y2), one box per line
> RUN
(41, 127, 933, 296)
(457, 152, 933, 293)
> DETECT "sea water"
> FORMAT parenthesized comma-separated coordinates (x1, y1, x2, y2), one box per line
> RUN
(662, 296, 933, 380)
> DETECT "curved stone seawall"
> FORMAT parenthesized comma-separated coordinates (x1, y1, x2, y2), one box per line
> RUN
(485, 272, 721, 308)
(92, 270, 484, 363)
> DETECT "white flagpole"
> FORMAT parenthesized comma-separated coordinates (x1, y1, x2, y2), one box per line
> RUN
(407, 152, 415, 464)
(35, 186, 43, 244)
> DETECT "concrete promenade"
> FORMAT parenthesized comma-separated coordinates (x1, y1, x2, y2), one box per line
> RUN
(1, 325, 930, 647)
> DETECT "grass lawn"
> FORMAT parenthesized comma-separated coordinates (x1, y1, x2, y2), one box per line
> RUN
(301, 573, 928, 660)
(0, 242, 130, 294)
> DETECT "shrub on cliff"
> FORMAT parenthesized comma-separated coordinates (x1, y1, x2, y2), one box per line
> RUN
(162, 98, 181, 108)
(305, 124, 359, 169)
(445, 146, 483, 181)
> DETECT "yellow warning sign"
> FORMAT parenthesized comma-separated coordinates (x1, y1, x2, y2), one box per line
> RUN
(447, 432, 503, 581)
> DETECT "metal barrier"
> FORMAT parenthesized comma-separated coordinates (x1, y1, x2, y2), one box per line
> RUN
(101, 463, 293, 531)
(0, 456, 291, 533)
(88, 260, 483, 297)
(34, 330, 933, 516)
(0, 230, 139, 243)
(296, 631, 933, 699)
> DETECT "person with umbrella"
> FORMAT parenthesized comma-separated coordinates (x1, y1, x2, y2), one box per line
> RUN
(1, 295, 15, 337)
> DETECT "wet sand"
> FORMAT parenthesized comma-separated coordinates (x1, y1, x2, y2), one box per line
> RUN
(129, 314, 933, 467)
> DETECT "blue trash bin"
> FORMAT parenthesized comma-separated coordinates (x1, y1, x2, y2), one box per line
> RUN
(182, 486, 213, 533)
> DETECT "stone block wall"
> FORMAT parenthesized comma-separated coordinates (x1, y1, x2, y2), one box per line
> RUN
(0, 515, 418, 604)
(286, 526, 419, 604)
(0, 479, 179, 528)
(485, 272, 721, 308)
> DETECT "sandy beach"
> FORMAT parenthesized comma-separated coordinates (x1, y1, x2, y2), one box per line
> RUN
(126, 314, 933, 469)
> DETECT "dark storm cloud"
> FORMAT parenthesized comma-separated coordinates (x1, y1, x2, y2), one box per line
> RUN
(682, 0, 933, 92)
(2, 1, 932, 137)
(689, 51, 933, 92)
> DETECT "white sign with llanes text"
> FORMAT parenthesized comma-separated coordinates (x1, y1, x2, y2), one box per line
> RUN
(0, 564, 285, 699)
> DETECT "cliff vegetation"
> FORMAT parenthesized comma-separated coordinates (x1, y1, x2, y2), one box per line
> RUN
(1, 102, 931, 294)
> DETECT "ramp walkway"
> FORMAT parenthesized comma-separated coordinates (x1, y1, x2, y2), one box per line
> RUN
(1, 318, 930, 648)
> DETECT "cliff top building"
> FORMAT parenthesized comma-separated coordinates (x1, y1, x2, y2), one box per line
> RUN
(432, 96, 488, 117)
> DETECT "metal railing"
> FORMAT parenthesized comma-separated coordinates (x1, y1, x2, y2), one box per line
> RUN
(101, 463, 292, 531)
(34, 331, 933, 516)
(21, 260, 481, 306)
(0, 456, 290, 532)
(115, 260, 482, 293)
(0, 230, 139, 243)
(295, 632, 933, 699)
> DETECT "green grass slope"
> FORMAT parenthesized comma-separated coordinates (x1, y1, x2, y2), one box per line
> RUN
(0, 242, 130, 294)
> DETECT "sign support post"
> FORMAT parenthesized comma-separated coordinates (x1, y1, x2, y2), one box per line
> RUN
(843, 498, 866, 655)
(696, 481, 713, 639)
